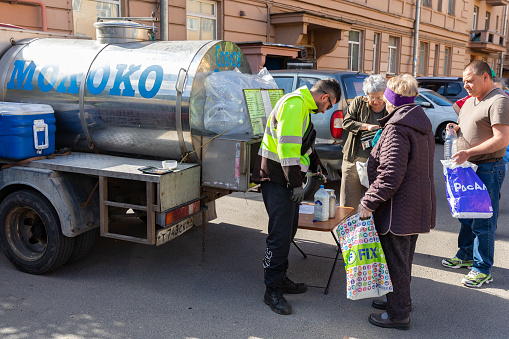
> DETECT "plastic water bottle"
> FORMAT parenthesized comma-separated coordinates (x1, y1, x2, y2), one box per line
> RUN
(314, 185, 330, 221)
(444, 128, 457, 160)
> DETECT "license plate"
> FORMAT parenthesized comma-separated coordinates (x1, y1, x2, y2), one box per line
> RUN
(156, 217, 193, 246)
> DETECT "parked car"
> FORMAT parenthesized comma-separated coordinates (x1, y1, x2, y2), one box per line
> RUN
(270, 69, 369, 198)
(417, 76, 468, 102)
(415, 88, 458, 143)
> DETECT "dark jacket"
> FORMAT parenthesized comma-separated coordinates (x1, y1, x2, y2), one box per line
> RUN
(360, 103, 436, 235)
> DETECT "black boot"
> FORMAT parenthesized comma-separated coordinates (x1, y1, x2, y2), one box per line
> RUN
(281, 275, 307, 294)
(368, 312, 410, 330)
(372, 297, 387, 310)
(264, 287, 292, 315)
(372, 297, 412, 311)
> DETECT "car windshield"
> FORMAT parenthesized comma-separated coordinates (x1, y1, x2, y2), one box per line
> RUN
(420, 90, 453, 106)
(338, 74, 368, 100)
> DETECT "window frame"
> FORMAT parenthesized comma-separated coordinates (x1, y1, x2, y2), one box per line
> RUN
(348, 30, 362, 72)
(372, 32, 381, 73)
(433, 44, 440, 76)
(186, 0, 218, 40)
(443, 47, 451, 77)
(485, 11, 491, 31)
(388, 36, 399, 75)
(419, 42, 429, 76)
(72, 0, 121, 37)
(473, 6, 479, 30)
(448, 0, 455, 16)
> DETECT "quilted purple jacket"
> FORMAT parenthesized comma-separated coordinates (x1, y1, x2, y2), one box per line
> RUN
(360, 103, 436, 235)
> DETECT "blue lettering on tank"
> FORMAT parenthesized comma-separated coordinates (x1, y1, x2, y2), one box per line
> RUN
(109, 64, 141, 97)
(138, 65, 163, 99)
(56, 73, 80, 94)
(38, 65, 59, 92)
(215, 45, 242, 69)
(87, 64, 110, 95)
(215, 45, 220, 68)
(6, 60, 36, 90)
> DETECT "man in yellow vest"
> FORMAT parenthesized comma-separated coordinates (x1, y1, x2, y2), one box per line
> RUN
(252, 78, 341, 315)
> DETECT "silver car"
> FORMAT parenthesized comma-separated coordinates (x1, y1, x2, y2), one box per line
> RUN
(270, 69, 369, 198)
(415, 88, 458, 144)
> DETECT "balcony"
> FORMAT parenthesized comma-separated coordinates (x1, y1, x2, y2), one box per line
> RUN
(468, 30, 506, 53)
(484, 0, 509, 6)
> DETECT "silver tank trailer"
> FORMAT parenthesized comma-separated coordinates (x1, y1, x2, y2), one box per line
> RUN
(0, 32, 252, 162)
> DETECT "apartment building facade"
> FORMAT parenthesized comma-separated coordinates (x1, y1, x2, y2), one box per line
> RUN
(0, 0, 508, 77)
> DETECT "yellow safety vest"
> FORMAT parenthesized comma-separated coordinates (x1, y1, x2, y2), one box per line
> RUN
(259, 86, 317, 173)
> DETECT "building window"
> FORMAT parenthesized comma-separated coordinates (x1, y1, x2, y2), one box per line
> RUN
(448, 0, 455, 16)
(473, 6, 478, 30)
(437, 0, 442, 12)
(72, 0, 120, 38)
(419, 42, 428, 76)
(423, 0, 432, 7)
(348, 31, 362, 72)
(433, 45, 440, 76)
(373, 33, 381, 73)
(187, 0, 217, 40)
(485, 11, 491, 30)
(443, 47, 451, 76)
(388, 36, 399, 74)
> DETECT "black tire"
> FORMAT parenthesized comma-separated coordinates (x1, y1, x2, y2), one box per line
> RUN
(437, 123, 448, 144)
(0, 189, 74, 274)
(302, 174, 322, 201)
(66, 228, 98, 264)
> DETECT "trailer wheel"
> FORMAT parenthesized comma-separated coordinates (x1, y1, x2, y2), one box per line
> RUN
(66, 228, 98, 264)
(0, 189, 74, 274)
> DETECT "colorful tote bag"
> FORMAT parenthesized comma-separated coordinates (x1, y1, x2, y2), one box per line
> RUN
(336, 213, 393, 300)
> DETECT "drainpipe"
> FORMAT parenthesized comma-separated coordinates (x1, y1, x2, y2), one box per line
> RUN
(266, 4, 271, 42)
(160, 0, 168, 41)
(1, 0, 47, 31)
(500, 5, 508, 77)
(412, 0, 422, 77)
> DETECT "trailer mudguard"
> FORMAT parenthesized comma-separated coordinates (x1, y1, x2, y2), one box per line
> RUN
(0, 167, 99, 237)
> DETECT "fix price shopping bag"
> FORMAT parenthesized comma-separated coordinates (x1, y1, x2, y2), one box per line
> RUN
(335, 213, 393, 300)
(442, 160, 493, 219)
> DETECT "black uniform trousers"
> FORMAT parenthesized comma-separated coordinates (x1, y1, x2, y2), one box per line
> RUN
(379, 232, 418, 320)
(261, 181, 299, 288)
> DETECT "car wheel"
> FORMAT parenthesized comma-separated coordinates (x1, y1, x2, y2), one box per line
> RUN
(0, 189, 74, 274)
(437, 123, 448, 144)
(302, 174, 322, 201)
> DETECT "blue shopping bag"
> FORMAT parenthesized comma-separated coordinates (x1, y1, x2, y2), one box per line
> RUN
(442, 161, 493, 219)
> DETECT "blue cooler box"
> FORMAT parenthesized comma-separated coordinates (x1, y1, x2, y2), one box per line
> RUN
(0, 102, 56, 160)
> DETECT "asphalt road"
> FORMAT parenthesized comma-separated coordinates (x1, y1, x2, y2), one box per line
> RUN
(1, 143, 508, 339)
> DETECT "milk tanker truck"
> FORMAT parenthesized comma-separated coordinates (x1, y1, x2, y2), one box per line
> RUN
(0, 22, 265, 274)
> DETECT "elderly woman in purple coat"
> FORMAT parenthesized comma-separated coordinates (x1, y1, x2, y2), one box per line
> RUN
(358, 74, 436, 330)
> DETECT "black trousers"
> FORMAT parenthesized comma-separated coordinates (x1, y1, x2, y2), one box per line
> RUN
(261, 181, 299, 288)
(379, 232, 418, 320)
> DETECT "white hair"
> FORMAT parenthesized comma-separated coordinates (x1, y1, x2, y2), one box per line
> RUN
(363, 74, 387, 95)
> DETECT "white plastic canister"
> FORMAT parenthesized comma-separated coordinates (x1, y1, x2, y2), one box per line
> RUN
(314, 185, 330, 221)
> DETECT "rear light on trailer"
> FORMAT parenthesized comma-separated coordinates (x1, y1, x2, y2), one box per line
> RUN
(165, 200, 200, 226)
(330, 110, 344, 139)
